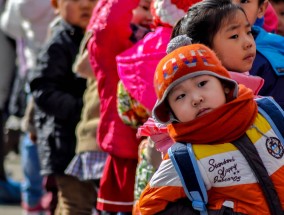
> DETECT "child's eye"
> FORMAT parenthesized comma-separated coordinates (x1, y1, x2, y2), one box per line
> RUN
(230, 34, 239, 39)
(247, 30, 252, 35)
(198, 81, 207, 87)
(175, 94, 185, 101)
(240, 0, 249, 3)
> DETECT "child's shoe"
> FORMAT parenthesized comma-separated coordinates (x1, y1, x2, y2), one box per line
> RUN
(22, 201, 46, 215)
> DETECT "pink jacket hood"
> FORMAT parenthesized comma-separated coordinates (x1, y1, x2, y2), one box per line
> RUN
(116, 27, 172, 111)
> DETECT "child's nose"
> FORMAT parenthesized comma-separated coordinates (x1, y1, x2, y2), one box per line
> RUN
(192, 95, 204, 107)
(244, 38, 253, 50)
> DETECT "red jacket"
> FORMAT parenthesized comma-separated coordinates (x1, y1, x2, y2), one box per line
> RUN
(87, 0, 140, 159)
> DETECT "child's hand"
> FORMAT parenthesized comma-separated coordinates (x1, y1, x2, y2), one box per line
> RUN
(29, 133, 37, 143)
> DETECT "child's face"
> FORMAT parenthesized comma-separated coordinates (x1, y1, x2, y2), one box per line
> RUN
(167, 75, 226, 122)
(131, 0, 153, 29)
(212, 10, 256, 73)
(270, 1, 284, 36)
(56, 0, 97, 29)
(232, 0, 268, 25)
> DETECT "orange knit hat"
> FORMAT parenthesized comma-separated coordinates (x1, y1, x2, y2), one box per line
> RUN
(152, 42, 238, 124)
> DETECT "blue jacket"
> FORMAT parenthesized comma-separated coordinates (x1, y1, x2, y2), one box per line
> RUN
(250, 26, 284, 109)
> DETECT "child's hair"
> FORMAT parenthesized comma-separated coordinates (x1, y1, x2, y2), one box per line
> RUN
(270, 0, 284, 2)
(50, 0, 58, 8)
(258, 0, 266, 5)
(171, 0, 247, 49)
(152, 41, 238, 124)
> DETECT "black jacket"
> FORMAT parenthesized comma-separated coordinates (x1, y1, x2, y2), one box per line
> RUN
(29, 19, 86, 175)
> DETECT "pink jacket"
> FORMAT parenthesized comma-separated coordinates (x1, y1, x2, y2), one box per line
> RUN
(87, 0, 140, 159)
(116, 29, 265, 111)
(116, 0, 201, 112)
(229, 71, 264, 96)
(116, 26, 172, 111)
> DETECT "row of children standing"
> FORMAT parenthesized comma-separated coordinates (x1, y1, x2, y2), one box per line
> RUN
(86, 0, 205, 214)
(0, 0, 101, 214)
(86, 0, 284, 214)
(0, 0, 161, 214)
(22, 0, 202, 214)
(135, 0, 284, 214)
(0, 0, 284, 214)
(0, 0, 56, 212)
(27, 0, 102, 214)
(55, 0, 284, 213)
(0, 0, 153, 214)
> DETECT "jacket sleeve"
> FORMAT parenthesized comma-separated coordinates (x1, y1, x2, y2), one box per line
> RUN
(0, 0, 24, 39)
(0, 29, 16, 109)
(88, 0, 139, 43)
(29, 41, 84, 122)
(87, 0, 139, 75)
(137, 158, 188, 214)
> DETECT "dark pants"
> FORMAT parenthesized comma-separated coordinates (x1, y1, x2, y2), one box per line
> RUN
(0, 110, 6, 180)
(55, 174, 97, 215)
(43, 175, 58, 215)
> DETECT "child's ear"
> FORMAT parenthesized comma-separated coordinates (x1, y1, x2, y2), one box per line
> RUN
(50, 0, 60, 15)
(224, 87, 230, 94)
(222, 82, 231, 94)
(257, 0, 269, 19)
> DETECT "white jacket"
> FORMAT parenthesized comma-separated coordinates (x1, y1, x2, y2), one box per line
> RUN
(0, 2, 16, 109)
(0, 0, 55, 69)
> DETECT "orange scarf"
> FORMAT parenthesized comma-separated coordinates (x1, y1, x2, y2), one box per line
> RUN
(168, 85, 258, 145)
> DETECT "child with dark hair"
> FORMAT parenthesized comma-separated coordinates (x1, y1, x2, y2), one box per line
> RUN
(172, 0, 253, 73)
(232, 0, 284, 109)
(138, 41, 284, 215)
(171, 0, 264, 95)
(28, 0, 96, 214)
(137, 1, 284, 213)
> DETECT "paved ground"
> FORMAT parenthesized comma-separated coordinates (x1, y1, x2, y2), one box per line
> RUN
(0, 204, 22, 214)
(0, 152, 23, 215)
